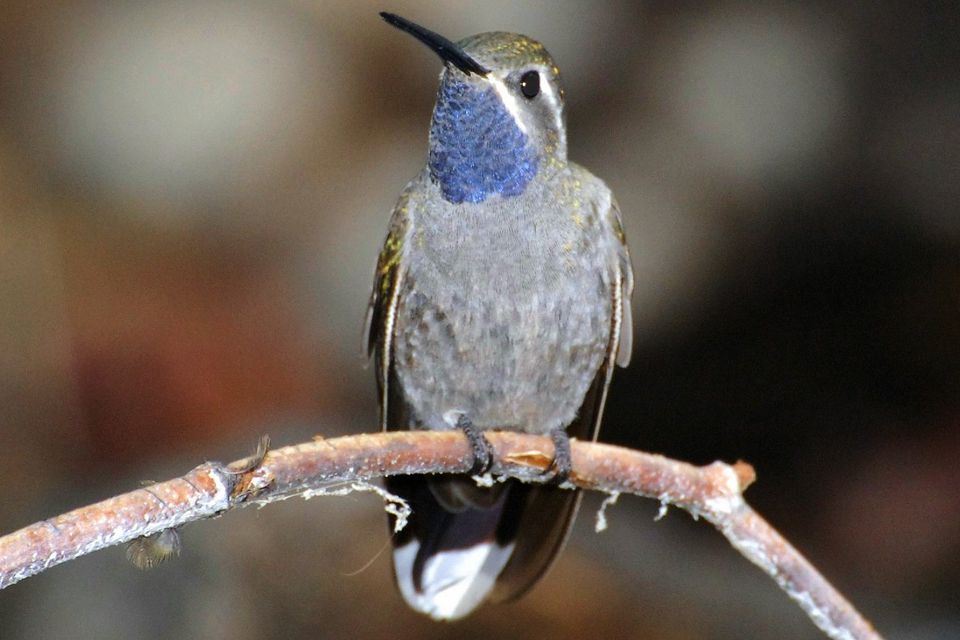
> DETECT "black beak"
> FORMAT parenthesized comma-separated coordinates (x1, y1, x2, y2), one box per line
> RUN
(380, 12, 489, 76)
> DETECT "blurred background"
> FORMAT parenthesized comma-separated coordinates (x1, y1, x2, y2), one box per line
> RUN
(0, 1, 957, 638)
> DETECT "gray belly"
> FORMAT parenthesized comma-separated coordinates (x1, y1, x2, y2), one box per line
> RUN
(393, 241, 611, 435)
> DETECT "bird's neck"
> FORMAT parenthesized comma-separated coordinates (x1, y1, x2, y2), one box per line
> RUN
(428, 77, 540, 204)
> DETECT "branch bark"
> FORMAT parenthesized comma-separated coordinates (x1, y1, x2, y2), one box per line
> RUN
(0, 431, 881, 640)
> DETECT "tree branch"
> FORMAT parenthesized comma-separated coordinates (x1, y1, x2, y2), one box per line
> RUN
(0, 431, 881, 640)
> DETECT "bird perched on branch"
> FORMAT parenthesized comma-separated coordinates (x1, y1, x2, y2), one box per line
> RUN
(366, 12, 634, 620)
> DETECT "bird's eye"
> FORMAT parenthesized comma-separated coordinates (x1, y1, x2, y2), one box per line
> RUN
(519, 70, 540, 99)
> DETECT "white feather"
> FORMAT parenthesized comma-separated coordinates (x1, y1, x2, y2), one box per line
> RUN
(393, 539, 515, 621)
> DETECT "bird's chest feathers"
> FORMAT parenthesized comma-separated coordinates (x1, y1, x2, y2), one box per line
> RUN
(407, 192, 606, 313)
(428, 78, 539, 204)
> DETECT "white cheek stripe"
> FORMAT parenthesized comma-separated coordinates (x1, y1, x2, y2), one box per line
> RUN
(538, 74, 566, 150)
(489, 75, 528, 135)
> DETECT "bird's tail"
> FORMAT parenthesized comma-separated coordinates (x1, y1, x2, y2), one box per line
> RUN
(386, 475, 580, 620)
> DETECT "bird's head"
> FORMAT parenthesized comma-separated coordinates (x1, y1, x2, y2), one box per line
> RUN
(381, 13, 567, 204)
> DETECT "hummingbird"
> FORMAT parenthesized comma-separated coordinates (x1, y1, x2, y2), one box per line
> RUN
(366, 12, 633, 620)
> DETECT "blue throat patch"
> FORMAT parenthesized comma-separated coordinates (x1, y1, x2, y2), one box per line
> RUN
(428, 77, 539, 204)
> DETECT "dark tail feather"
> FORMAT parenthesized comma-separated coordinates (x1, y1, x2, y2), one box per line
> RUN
(490, 484, 581, 602)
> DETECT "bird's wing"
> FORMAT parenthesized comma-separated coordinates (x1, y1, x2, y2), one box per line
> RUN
(608, 195, 634, 369)
(363, 191, 414, 431)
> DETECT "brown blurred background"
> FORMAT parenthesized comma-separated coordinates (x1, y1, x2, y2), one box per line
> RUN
(0, 1, 957, 638)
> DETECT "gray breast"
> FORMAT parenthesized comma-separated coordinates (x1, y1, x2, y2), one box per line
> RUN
(393, 172, 614, 435)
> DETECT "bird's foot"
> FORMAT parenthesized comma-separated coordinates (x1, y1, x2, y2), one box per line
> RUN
(544, 428, 573, 486)
(456, 414, 494, 476)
